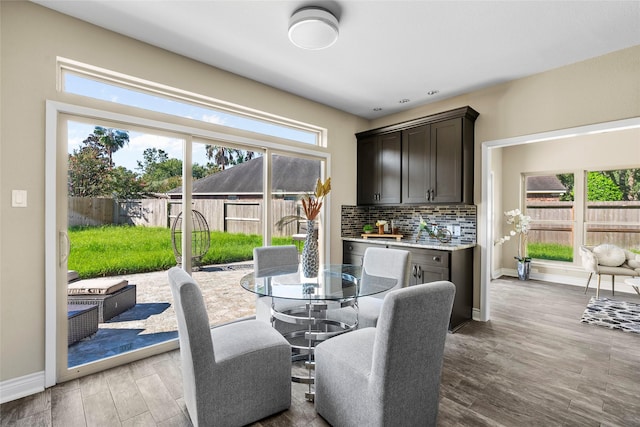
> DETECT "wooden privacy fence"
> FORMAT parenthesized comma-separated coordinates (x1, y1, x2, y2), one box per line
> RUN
(526, 201, 640, 248)
(68, 197, 303, 237)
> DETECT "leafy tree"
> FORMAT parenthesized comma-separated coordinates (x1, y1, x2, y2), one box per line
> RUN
(193, 163, 219, 179)
(136, 148, 181, 193)
(587, 172, 623, 201)
(557, 169, 640, 201)
(68, 146, 111, 197)
(557, 173, 575, 201)
(110, 166, 147, 199)
(136, 148, 219, 192)
(600, 169, 640, 201)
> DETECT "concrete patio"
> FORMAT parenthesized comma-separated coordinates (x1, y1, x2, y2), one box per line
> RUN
(68, 262, 257, 367)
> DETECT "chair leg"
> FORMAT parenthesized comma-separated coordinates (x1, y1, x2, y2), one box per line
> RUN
(584, 272, 593, 294)
(633, 284, 640, 296)
(596, 274, 602, 299)
(612, 275, 615, 296)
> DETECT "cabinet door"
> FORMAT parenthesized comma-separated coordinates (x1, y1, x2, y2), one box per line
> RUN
(377, 132, 401, 204)
(430, 118, 463, 203)
(342, 241, 370, 266)
(417, 264, 449, 284)
(402, 125, 431, 204)
(357, 136, 379, 205)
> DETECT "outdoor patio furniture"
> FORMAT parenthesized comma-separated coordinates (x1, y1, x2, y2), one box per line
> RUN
(67, 270, 79, 283)
(67, 278, 137, 322)
(67, 304, 98, 345)
(171, 209, 210, 269)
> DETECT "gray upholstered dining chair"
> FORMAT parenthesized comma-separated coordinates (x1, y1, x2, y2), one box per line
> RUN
(254, 245, 300, 333)
(357, 247, 411, 327)
(333, 247, 411, 329)
(167, 267, 291, 427)
(314, 281, 455, 427)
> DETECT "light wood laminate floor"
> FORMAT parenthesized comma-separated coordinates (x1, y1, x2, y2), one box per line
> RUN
(2, 277, 640, 426)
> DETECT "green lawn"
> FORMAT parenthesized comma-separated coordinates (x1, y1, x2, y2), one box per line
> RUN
(68, 225, 293, 279)
(527, 243, 573, 262)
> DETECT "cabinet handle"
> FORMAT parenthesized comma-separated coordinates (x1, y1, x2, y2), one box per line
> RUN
(433, 256, 441, 262)
(412, 265, 418, 278)
(417, 266, 423, 280)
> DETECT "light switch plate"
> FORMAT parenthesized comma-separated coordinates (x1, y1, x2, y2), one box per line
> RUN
(12, 190, 27, 208)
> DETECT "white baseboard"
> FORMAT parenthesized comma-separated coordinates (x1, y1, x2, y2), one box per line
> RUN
(0, 371, 45, 404)
(472, 308, 483, 321)
(495, 269, 639, 295)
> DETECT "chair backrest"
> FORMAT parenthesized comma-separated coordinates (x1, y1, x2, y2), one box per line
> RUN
(371, 280, 455, 426)
(167, 267, 216, 425)
(579, 245, 597, 271)
(362, 247, 411, 294)
(253, 245, 299, 277)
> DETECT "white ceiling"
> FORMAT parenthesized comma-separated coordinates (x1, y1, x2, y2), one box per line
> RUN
(33, 0, 640, 119)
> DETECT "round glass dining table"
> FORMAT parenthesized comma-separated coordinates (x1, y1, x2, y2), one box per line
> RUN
(240, 263, 398, 302)
(240, 263, 398, 401)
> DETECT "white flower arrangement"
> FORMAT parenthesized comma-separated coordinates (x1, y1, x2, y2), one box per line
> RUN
(495, 208, 532, 260)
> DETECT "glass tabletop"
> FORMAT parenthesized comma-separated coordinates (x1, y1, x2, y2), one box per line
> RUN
(240, 264, 398, 301)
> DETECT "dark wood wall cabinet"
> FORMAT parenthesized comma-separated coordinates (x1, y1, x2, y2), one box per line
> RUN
(356, 106, 479, 205)
(343, 240, 473, 331)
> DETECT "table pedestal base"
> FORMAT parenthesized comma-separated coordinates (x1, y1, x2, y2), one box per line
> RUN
(272, 299, 358, 401)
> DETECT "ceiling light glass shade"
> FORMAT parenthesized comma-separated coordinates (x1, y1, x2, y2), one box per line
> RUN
(288, 7, 339, 50)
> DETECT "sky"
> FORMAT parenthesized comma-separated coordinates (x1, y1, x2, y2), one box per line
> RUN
(65, 74, 316, 172)
(68, 121, 210, 172)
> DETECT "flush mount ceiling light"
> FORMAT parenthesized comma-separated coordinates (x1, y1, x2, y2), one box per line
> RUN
(288, 7, 339, 50)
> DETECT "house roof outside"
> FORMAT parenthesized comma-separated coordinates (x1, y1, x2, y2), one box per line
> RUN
(526, 175, 567, 193)
(169, 155, 321, 197)
(526, 175, 568, 200)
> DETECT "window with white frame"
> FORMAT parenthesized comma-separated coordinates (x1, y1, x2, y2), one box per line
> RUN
(585, 168, 640, 251)
(59, 58, 322, 146)
(525, 174, 575, 262)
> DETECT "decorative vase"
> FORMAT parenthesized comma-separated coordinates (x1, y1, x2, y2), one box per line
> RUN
(378, 224, 385, 234)
(516, 258, 531, 281)
(302, 220, 319, 278)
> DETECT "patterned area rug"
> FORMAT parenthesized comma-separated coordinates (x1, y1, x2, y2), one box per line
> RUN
(581, 297, 640, 334)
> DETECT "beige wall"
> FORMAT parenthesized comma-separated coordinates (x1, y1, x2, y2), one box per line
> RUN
(2, 0, 640, 386)
(0, 2, 367, 383)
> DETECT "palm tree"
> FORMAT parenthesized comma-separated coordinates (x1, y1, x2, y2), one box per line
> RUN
(205, 145, 238, 171)
(93, 126, 130, 167)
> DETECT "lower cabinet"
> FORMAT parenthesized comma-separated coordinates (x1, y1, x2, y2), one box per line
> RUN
(343, 240, 473, 331)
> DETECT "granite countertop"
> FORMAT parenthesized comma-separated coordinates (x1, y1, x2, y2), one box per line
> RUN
(342, 236, 476, 251)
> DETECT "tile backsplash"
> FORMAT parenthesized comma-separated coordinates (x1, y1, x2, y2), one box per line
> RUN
(341, 205, 476, 245)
